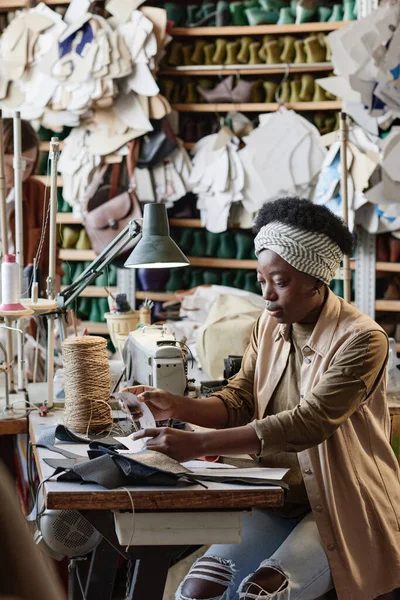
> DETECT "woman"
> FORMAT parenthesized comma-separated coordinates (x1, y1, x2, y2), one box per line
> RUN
(2, 118, 58, 295)
(127, 197, 400, 600)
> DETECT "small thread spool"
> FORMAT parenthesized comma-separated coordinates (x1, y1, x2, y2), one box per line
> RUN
(62, 336, 112, 434)
(0, 254, 25, 311)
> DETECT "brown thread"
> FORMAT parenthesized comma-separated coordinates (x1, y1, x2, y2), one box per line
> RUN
(62, 335, 112, 434)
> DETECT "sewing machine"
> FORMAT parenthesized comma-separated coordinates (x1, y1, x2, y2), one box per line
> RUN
(123, 325, 187, 395)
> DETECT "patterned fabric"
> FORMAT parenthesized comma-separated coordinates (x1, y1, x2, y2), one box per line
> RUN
(254, 222, 343, 285)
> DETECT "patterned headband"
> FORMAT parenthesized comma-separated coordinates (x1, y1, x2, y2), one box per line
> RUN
(254, 222, 343, 285)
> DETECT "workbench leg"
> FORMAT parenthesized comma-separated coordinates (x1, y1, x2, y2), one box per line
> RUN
(128, 550, 172, 600)
(85, 539, 119, 600)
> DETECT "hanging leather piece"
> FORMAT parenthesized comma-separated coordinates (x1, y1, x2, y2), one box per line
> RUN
(84, 140, 143, 256)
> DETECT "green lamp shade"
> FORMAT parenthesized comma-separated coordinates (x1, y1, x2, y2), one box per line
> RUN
(124, 203, 190, 269)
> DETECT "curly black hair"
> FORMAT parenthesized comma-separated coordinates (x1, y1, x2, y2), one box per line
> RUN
(253, 197, 354, 256)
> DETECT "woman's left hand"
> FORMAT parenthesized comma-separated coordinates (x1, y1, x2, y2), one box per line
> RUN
(133, 427, 203, 463)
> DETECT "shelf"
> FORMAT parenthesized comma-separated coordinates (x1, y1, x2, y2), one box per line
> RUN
(161, 62, 333, 76)
(58, 249, 257, 268)
(172, 101, 341, 112)
(170, 218, 203, 228)
(61, 286, 117, 298)
(0, 0, 69, 9)
(57, 213, 83, 225)
(375, 300, 400, 312)
(169, 218, 247, 228)
(376, 262, 400, 273)
(171, 22, 350, 36)
(136, 291, 176, 301)
(39, 141, 65, 152)
(397, 344, 400, 353)
(39, 144, 122, 165)
(188, 256, 257, 269)
(80, 322, 109, 335)
(34, 175, 63, 187)
(59, 249, 96, 261)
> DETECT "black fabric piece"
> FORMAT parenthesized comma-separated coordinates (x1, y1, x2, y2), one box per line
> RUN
(56, 452, 187, 489)
(43, 458, 80, 470)
(35, 424, 122, 448)
(59, 455, 127, 489)
(90, 436, 123, 446)
(37, 445, 81, 459)
(89, 440, 127, 453)
(36, 425, 90, 447)
(193, 474, 289, 489)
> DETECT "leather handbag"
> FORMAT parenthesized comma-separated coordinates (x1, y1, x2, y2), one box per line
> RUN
(138, 118, 178, 168)
(84, 141, 142, 257)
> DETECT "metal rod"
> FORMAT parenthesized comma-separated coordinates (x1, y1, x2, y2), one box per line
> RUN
(13, 112, 23, 288)
(0, 110, 15, 394)
(0, 341, 9, 412)
(45, 138, 60, 409)
(340, 111, 352, 304)
(47, 138, 59, 301)
(13, 112, 25, 391)
(0, 110, 7, 256)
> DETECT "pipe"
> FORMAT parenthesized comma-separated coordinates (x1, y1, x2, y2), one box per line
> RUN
(340, 112, 352, 304)
(0, 341, 10, 412)
(13, 112, 23, 289)
(46, 138, 60, 409)
(13, 112, 25, 391)
(0, 110, 15, 395)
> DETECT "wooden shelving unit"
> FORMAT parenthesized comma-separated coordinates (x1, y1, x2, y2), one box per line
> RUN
(376, 262, 400, 273)
(34, 175, 63, 186)
(189, 257, 257, 269)
(56, 215, 248, 228)
(0, 0, 69, 9)
(375, 300, 400, 312)
(136, 291, 176, 302)
(161, 62, 333, 76)
(56, 213, 82, 225)
(172, 101, 342, 112)
(59, 249, 96, 261)
(39, 141, 65, 152)
(61, 285, 117, 298)
(170, 218, 203, 228)
(80, 322, 109, 335)
(171, 22, 350, 36)
(59, 249, 255, 268)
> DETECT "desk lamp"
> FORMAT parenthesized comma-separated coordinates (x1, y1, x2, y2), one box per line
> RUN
(57, 202, 189, 311)
(51, 201, 189, 408)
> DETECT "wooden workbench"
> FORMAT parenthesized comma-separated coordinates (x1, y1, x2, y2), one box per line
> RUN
(29, 412, 284, 600)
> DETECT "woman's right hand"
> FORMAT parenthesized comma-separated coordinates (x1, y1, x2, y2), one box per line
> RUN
(120, 386, 178, 422)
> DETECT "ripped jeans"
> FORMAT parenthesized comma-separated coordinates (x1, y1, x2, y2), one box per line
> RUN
(176, 510, 333, 600)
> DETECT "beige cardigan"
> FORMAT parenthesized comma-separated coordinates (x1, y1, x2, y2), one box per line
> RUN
(215, 289, 400, 600)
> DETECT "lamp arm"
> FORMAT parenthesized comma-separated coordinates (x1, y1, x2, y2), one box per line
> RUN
(57, 220, 141, 310)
